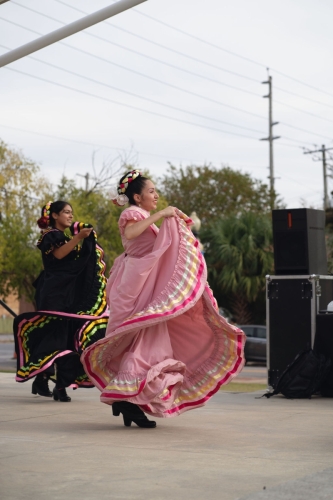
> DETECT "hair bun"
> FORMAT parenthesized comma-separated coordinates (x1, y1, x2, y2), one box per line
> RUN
(37, 216, 49, 229)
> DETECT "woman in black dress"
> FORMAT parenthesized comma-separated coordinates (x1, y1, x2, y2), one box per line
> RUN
(14, 201, 108, 402)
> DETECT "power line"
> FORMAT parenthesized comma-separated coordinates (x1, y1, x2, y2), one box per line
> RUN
(133, 8, 333, 100)
(280, 136, 318, 146)
(287, 189, 323, 204)
(0, 17, 267, 122)
(1, 41, 323, 149)
(53, 0, 333, 111)
(0, 43, 265, 136)
(5, 7, 333, 134)
(0, 123, 311, 193)
(6, 8, 333, 134)
(275, 170, 320, 191)
(276, 142, 303, 150)
(17, 0, 333, 117)
(3, 66, 262, 141)
(275, 86, 333, 111)
(48, 0, 261, 84)
(275, 99, 333, 124)
(0, 124, 276, 172)
(2, 7, 331, 149)
(3, 15, 333, 143)
(134, 9, 266, 69)
(280, 122, 333, 141)
(0, 123, 196, 163)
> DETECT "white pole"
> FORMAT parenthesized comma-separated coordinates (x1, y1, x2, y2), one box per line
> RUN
(0, 0, 147, 68)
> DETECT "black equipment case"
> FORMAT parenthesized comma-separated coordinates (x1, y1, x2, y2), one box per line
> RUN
(266, 274, 333, 389)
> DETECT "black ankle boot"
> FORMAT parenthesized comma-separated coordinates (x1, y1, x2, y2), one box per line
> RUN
(112, 402, 156, 428)
(32, 373, 52, 397)
(53, 387, 71, 402)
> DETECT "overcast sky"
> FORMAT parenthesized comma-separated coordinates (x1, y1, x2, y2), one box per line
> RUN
(1, 0, 332, 209)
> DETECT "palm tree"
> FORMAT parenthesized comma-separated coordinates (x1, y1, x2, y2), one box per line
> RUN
(201, 212, 274, 324)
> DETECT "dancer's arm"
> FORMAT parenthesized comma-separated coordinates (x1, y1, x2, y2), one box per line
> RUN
(52, 228, 93, 259)
(124, 206, 177, 240)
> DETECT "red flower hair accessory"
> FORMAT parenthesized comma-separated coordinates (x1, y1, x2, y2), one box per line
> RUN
(37, 200, 53, 230)
(110, 170, 141, 206)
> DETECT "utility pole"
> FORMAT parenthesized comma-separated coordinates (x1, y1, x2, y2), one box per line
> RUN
(303, 145, 333, 211)
(260, 75, 280, 211)
(76, 173, 90, 191)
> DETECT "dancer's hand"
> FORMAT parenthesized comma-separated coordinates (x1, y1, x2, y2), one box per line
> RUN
(78, 227, 93, 239)
(160, 206, 177, 218)
(53, 227, 93, 259)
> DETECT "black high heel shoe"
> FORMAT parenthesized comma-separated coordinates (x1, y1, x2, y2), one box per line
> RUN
(112, 402, 156, 428)
(53, 387, 71, 402)
(32, 373, 52, 397)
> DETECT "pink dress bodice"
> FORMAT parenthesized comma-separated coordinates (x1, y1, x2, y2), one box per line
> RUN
(119, 206, 158, 258)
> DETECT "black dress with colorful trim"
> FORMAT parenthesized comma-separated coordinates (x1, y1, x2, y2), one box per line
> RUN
(14, 222, 108, 388)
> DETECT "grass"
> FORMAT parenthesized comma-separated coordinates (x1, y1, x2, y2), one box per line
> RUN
(220, 382, 267, 393)
(0, 317, 13, 334)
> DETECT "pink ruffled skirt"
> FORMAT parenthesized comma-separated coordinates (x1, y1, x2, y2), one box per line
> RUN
(82, 216, 245, 417)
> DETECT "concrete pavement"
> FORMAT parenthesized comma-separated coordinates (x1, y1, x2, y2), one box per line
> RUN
(1, 371, 333, 500)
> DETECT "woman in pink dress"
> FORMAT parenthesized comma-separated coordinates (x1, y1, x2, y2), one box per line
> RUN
(81, 170, 245, 428)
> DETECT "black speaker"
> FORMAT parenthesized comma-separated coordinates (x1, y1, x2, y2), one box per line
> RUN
(272, 208, 327, 275)
(314, 314, 333, 396)
(267, 275, 333, 388)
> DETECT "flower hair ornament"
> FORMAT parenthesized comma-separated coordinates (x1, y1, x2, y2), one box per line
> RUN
(37, 200, 53, 230)
(109, 170, 141, 206)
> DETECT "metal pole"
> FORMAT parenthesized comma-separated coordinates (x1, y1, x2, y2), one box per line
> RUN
(322, 145, 329, 211)
(0, 299, 17, 318)
(304, 145, 333, 211)
(260, 75, 280, 211)
(77, 173, 90, 191)
(268, 76, 274, 203)
(0, 0, 148, 68)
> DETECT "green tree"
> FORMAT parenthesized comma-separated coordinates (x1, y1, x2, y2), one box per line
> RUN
(201, 212, 274, 324)
(0, 141, 172, 307)
(159, 164, 278, 222)
(0, 140, 52, 304)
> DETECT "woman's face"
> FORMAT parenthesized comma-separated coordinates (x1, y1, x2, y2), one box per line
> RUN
(52, 204, 73, 230)
(135, 180, 159, 212)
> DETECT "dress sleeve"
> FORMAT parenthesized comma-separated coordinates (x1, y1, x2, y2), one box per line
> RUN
(118, 209, 146, 236)
(37, 230, 67, 256)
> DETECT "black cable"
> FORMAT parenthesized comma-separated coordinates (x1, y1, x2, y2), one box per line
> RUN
(0, 123, 225, 165)
(133, 9, 266, 69)
(3, 66, 262, 141)
(3, 5, 331, 149)
(280, 122, 332, 141)
(48, 0, 261, 84)
(54, 0, 333, 110)
(275, 99, 333, 124)
(280, 136, 315, 146)
(275, 171, 322, 190)
(5, 8, 333, 131)
(1, 123, 312, 191)
(0, 18, 267, 122)
(275, 86, 333, 111)
(276, 143, 304, 150)
(0, 43, 265, 136)
(133, 8, 333, 100)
